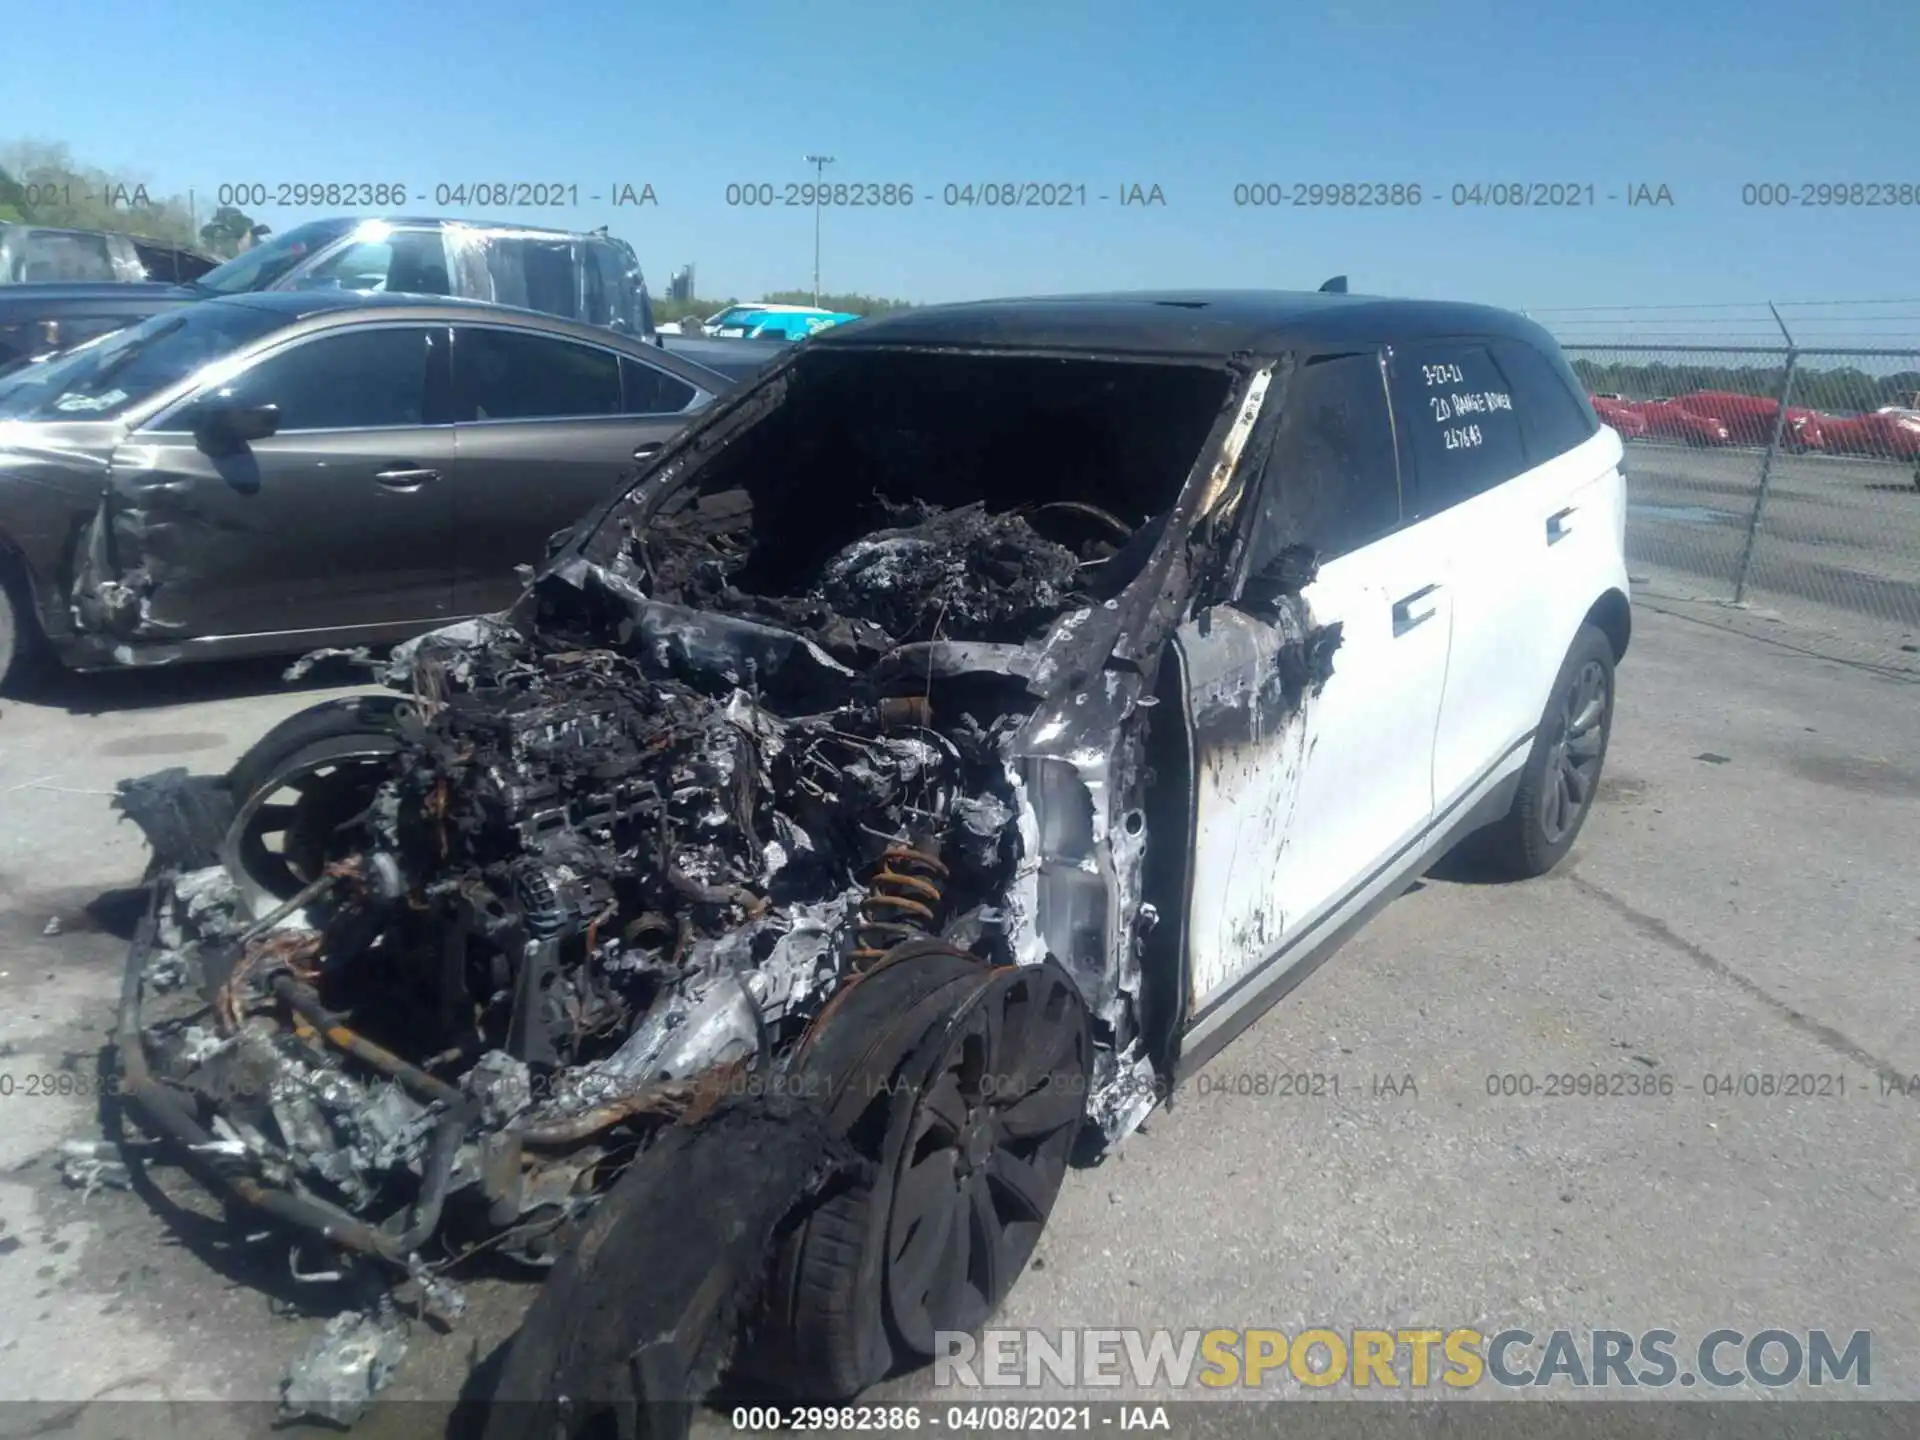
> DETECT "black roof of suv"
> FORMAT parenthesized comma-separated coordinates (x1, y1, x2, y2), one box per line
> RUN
(811, 289, 1557, 356)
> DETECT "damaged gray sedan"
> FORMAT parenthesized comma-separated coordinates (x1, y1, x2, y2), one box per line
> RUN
(108, 290, 1630, 1431)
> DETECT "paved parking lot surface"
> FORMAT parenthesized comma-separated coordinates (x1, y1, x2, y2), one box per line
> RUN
(1626, 441, 1920, 645)
(0, 601, 1914, 1435)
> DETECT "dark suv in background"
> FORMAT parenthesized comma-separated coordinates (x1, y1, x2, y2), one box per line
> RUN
(0, 217, 658, 376)
(0, 222, 217, 286)
(185, 217, 655, 335)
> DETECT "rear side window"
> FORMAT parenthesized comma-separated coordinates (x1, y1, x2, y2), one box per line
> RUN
(583, 249, 609, 327)
(1244, 350, 1402, 572)
(1489, 338, 1597, 465)
(481, 239, 575, 319)
(1392, 342, 1527, 516)
(483, 239, 580, 320)
(457, 326, 622, 420)
(585, 242, 635, 328)
(18, 231, 116, 283)
(382, 232, 455, 295)
(619, 356, 697, 414)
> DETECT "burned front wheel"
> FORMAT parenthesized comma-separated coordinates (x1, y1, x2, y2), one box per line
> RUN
(765, 951, 1092, 1397)
(884, 962, 1089, 1351)
(482, 954, 1092, 1430)
(221, 696, 408, 916)
(483, 1097, 856, 1440)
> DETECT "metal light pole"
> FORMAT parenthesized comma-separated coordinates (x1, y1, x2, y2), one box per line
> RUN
(804, 154, 835, 306)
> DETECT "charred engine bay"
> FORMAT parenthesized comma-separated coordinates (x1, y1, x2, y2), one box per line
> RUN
(136, 639, 1039, 1269)
(128, 476, 1189, 1274)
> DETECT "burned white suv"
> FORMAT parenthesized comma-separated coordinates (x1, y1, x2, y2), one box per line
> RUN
(109, 290, 1628, 1429)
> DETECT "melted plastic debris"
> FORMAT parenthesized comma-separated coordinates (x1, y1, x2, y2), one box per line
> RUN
(817, 503, 1082, 644)
(112, 768, 233, 873)
(58, 1140, 131, 1197)
(279, 1306, 409, 1425)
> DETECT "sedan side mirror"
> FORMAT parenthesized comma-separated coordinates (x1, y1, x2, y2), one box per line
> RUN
(194, 400, 281, 452)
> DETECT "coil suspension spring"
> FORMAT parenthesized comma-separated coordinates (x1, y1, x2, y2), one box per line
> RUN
(851, 842, 950, 968)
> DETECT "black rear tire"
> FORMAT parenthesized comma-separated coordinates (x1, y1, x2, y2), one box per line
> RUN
(1474, 623, 1616, 879)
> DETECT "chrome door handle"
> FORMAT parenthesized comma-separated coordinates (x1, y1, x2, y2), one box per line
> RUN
(374, 467, 439, 490)
(633, 442, 663, 461)
(1547, 506, 1577, 543)
(1392, 583, 1441, 634)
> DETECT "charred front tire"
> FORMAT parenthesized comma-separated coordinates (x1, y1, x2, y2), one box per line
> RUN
(221, 695, 408, 916)
(482, 1097, 853, 1440)
(764, 951, 1093, 1398)
(1476, 622, 1616, 879)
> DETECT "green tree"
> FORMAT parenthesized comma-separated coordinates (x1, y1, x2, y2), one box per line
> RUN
(652, 295, 736, 325)
(198, 204, 260, 258)
(760, 290, 913, 316)
(0, 138, 207, 252)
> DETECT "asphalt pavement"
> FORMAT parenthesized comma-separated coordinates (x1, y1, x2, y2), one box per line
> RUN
(0, 595, 1914, 1436)
(1622, 440, 1920, 647)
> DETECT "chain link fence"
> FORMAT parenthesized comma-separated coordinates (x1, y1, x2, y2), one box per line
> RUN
(1561, 344, 1920, 646)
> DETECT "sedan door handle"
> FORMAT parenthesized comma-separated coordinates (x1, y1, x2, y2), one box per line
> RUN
(374, 467, 440, 491)
(1391, 583, 1442, 635)
(633, 442, 663, 461)
(1547, 505, 1578, 544)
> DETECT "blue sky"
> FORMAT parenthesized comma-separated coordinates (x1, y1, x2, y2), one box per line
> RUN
(10, 0, 1918, 338)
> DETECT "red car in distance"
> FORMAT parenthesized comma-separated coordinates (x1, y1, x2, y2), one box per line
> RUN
(1589, 394, 1649, 438)
(1815, 409, 1920, 461)
(1671, 390, 1826, 451)
(1634, 399, 1733, 446)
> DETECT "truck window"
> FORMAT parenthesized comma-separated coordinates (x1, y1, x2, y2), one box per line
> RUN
(20, 231, 117, 283)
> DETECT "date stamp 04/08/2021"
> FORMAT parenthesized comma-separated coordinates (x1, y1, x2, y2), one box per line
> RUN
(11, 176, 1920, 216)
(5, 1067, 1914, 1107)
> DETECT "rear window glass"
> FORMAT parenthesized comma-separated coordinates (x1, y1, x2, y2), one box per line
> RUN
(1490, 338, 1598, 464)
